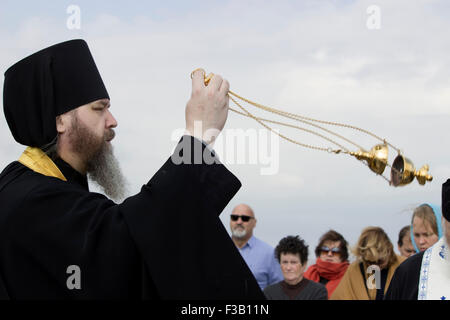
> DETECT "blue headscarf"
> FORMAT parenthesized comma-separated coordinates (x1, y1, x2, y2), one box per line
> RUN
(410, 203, 443, 253)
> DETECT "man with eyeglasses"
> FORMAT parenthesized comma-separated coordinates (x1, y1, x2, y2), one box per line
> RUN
(229, 204, 283, 290)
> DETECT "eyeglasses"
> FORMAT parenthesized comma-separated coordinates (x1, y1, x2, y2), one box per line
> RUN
(230, 214, 254, 222)
(320, 246, 341, 256)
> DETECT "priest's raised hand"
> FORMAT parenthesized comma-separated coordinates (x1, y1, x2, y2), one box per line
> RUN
(185, 68, 230, 146)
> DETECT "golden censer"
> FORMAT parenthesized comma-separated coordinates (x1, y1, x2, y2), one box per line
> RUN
(191, 69, 432, 187)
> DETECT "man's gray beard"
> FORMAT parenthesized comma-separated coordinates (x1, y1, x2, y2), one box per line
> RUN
(69, 113, 128, 202)
(231, 227, 247, 239)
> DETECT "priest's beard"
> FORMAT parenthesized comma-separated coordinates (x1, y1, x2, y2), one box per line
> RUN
(68, 113, 128, 202)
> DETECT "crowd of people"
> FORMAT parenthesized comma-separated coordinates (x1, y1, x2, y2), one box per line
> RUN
(228, 203, 449, 300)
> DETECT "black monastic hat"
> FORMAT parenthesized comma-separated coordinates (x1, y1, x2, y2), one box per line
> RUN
(3, 39, 109, 147)
(442, 179, 450, 221)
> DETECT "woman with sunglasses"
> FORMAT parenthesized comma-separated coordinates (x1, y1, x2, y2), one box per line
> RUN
(304, 230, 350, 298)
(330, 226, 405, 300)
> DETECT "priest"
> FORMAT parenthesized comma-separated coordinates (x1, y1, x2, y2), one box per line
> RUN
(0, 39, 264, 300)
(385, 180, 450, 300)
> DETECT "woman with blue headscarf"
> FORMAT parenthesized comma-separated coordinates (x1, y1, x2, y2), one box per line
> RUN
(410, 204, 443, 253)
(386, 180, 450, 300)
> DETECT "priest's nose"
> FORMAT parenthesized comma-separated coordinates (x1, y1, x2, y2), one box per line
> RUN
(106, 110, 118, 128)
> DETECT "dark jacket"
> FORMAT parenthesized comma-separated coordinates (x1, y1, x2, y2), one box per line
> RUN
(0, 136, 264, 300)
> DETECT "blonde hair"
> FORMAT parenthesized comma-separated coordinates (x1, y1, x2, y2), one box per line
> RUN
(412, 204, 438, 236)
(353, 226, 397, 267)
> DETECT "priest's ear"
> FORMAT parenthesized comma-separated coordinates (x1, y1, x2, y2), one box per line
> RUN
(56, 111, 74, 134)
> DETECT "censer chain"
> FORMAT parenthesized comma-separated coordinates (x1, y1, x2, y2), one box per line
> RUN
(228, 93, 399, 184)
(228, 90, 401, 154)
(190, 69, 402, 183)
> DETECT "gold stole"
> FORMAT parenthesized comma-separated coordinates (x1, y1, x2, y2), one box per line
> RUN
(18, 147, 67, 181)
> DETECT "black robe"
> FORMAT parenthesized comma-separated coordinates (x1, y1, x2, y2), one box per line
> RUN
(0, 136, 265, 299)
(384, 251, 424, 300)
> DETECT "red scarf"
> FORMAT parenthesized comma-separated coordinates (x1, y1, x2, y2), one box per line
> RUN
(304, 258, 349, 298)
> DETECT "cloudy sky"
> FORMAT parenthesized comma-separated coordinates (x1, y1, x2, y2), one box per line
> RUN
(1, 0, 450, 263)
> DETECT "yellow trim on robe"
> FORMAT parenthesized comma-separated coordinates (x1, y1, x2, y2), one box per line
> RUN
(18, 147, 67, 181)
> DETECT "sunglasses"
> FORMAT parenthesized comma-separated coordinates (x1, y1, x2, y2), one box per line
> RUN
(230, 214, 254, 222)
(320, 246, 341, 256)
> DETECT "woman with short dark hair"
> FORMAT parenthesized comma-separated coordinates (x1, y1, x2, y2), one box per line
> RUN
(263, 235, 328, 300)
